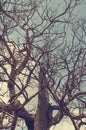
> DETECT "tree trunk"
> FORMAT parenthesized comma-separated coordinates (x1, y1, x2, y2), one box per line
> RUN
(34, 67, 49, 130)
(25, 119, 34, 130)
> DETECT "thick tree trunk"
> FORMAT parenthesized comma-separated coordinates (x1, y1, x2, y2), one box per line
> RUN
(34, 67, 49, 130)
(25, 119, 34, 130)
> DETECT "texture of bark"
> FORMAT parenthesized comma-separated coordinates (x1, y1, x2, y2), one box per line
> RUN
(34, 67, 49, 130)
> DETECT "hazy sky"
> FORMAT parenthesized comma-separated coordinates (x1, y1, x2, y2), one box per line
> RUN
(50, 1, 86, 130)
(1, 1, 86, 130)
(18, 1, 86, 130)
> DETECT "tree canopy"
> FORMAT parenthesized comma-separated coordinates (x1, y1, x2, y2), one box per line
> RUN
(0, 0, 86, 130)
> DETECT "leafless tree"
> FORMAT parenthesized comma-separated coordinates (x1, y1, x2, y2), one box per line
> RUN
(0, 0, 86, 130)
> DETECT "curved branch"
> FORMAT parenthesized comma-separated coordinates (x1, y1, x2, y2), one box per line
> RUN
(48, 105, 63, 127)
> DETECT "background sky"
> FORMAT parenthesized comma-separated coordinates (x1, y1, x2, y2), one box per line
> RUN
(50, 1, 86, 130)
(17, 1, 86, 130)
(1, 0, 86, 130)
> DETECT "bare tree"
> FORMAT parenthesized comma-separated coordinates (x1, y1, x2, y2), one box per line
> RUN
(0, 0, 86, 130)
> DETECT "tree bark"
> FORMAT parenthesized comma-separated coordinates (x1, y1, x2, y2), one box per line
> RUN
(34, 67, 49, 130)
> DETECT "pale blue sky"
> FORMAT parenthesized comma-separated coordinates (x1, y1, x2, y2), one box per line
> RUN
(4, 1, 86, 130)
(17, 1, 86, 130)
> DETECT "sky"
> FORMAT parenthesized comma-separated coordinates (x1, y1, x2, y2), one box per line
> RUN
(50, 1, 86, 130)
(77, 1, 86, 18)
(50, 122, 86, 130)
(1, 0, 86, 130)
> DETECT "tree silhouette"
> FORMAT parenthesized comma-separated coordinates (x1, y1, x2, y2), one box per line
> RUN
(0, 0, 86, 130)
